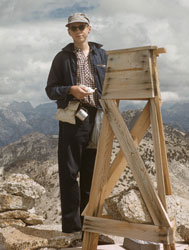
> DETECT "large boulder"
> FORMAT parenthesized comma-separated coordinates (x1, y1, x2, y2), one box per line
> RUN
(105, 189, 152, 224)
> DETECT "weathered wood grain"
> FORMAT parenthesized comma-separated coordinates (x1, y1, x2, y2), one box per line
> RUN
(150, 98, 167, 210)
(83, 216, 175, 244)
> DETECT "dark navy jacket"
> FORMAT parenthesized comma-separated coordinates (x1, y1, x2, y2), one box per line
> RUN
(45, 42, 108, 109)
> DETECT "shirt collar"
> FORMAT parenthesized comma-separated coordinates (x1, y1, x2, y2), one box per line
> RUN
(74, 46, 92, 56)
(62, 42, 102, 54)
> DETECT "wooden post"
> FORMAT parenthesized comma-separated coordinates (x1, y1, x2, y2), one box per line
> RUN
(151, 50, 172, 195)
(150, 99, 167, 209)
(82, 114, 114, 250)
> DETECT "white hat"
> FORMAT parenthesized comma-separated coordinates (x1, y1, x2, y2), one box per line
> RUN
(65, 13, 90, 27)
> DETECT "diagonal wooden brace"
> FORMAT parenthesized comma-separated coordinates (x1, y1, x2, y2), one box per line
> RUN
(101, 99, 171, 227)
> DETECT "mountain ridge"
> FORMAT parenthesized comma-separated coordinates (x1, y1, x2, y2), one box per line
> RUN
(0, 100, 188, 147)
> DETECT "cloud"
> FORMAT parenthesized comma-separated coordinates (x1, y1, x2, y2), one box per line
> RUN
(0, 0, 98, 25)
(0, 0, 188, 107)
(0, 19, 70, 106)
(161, 91, 179, 102)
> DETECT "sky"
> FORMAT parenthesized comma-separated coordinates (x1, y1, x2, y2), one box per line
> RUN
(0, 0, 189, 107)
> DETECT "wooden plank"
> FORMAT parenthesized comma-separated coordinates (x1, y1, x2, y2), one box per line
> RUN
(106, 49, 150, 70)
(163, 245, 172, 250)
(85, 114, 114, 215)
(82, 114, 114, 250)
(168, 220, 176, 250)
(102, 88, 154, 100)
(163, 244, 176, 250)
(170, 244, 176, 250)
(103, 78, 152, 91)
(107, 45, 158, 55)
(104, 150, 127, 198)
(102, 75, 154, 99)
(82, 232, 99, 250)
(150, 99, 167, 210)
(107, 67, 144, 72)
(105, 69, 151, 80)
(154, 48, 166, 56)
(151, 49, 172, 195)
(101, 99, 171, 227)
(83, 216, 175, 244)
(155, 98, 172, 195)
(104, 71, 152, 89)
(104, 102, 151, 198)
(130, 101, 150, 143)
(150, 50, 160, 101)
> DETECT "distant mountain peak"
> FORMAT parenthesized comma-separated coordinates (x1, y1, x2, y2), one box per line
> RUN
(8, 101, 34, 113)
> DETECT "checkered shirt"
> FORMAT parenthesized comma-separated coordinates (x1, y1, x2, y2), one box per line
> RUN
(74, 47, 98, 107)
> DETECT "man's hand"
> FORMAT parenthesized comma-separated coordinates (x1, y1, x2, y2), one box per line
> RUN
(69, 85, 90, 99)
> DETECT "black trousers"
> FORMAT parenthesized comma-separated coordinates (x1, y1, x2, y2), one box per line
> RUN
(58, 106, 97, 233)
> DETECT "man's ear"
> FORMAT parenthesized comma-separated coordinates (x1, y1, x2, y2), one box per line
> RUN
(68, 29, 71, 36)
(88, 25, 91, 34)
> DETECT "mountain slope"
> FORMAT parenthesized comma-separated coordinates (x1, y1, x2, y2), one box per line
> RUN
(0, 101, 58, 146)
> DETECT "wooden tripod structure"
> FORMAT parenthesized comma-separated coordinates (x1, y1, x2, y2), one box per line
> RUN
(82, 46, 176, 250)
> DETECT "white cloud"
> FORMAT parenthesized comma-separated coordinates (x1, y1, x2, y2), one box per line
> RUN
(0, 19, 71, 106)
(179, 0, 189, 8)
(161, 91, 179, 102)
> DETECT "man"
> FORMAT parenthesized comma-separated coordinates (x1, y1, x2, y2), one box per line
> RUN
(45, 13, 108, 236)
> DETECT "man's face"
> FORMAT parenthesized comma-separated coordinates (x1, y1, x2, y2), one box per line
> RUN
(68, 22, 91, 44)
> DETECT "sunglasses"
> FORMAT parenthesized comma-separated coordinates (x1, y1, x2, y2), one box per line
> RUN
(69, 24, 87, 32)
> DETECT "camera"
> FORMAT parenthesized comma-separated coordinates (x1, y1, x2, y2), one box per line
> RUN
(75, 108, 88, 121)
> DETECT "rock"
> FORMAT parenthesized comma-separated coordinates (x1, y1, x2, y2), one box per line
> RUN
(0, 226, 82, 250)
(105, 189, 152, 224)
(0, 210, 30, 219)
(123, 238, 160, 250)
(22, 213, 44, 225)
(0, 174, 46, 231)
(3, 174, 45, 199)
(178, 225, 189, 243)
(105, 188, 179, 224)
(0, 219, 25, 228)
(0, 210, 44, 227)
(0, 193, 34, 212)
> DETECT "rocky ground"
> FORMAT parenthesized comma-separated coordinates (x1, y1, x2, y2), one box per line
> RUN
(0, 110, 189, 248)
